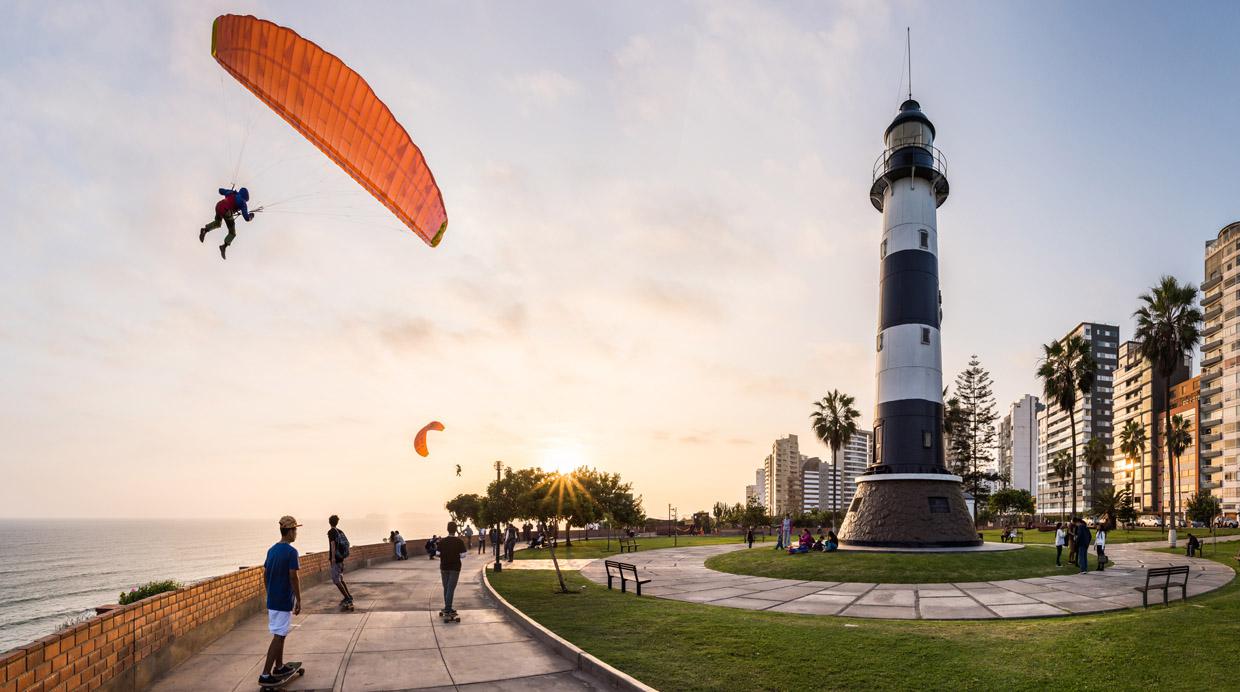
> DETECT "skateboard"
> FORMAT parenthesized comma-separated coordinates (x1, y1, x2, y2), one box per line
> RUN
(260, 662, 304, 690)
(340, 600, 355, 612)
(438, 609, 459, 623)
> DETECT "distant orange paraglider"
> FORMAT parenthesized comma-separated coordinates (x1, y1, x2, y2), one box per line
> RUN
(414, 421, 445, 457)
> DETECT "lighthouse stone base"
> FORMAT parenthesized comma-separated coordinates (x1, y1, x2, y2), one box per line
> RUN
(838, 474, 981, 548)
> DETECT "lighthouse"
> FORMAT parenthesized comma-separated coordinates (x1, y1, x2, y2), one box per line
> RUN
(837, 98, 981, 547)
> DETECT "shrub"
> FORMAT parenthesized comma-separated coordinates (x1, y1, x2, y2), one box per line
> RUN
(119, 579, 181, 605)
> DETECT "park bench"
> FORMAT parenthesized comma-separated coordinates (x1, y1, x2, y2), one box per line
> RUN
(619, 536, 640, 553)
(1134, 565, 1190, 607)
(1014, 530, 1025, 544)
(604, 559, 651, 596)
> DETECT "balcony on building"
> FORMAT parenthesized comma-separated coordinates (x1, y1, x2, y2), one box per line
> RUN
(1201, 401, 1224, 415)
(1201, 447, 1224, 460)
(1202, 480, 1223, 491)
(1201, 385, 1224, 399)
(1202, 415, 1224, 429)
(1203, 321, 1223, 338)
(869, 135, 948, 211)
(1201, 464, 1224, 476)
(1201, 432, 1223, 445)
(1202, 288, 1223, 308)
(1204, 305, 1223, 322)
(1202, 354, 1224, 369)
(1202, 368, 1223, 385)
(1202, 273, 1223, 292)
(1203, 338, 1224, 354)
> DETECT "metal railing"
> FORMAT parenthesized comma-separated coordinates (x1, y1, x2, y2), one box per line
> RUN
(872, 141, 948, 184)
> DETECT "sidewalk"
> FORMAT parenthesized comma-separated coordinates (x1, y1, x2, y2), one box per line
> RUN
(578, 538, 1236, 620)
(149, 553, 602, 691)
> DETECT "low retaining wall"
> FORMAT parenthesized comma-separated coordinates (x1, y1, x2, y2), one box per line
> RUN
(0, 540, 404, 692)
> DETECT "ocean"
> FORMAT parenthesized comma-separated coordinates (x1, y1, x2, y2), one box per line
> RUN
(0, 517, 443, 652)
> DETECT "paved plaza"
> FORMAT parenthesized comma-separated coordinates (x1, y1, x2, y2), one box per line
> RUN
(578, 540, 1236, 620)
(150, 555, 602, 691)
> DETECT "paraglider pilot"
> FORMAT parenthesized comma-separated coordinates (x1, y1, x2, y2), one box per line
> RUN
(200, 187, 254, 259)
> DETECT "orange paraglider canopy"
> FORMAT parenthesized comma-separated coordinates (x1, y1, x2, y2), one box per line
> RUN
(414, 421, 445, 457)
(211, 14, 448, 247)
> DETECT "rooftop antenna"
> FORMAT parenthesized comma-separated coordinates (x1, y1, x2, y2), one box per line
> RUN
(907, 27, 912, 100)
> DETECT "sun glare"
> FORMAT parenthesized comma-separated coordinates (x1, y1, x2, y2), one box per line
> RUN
(541, 443, 586, 474)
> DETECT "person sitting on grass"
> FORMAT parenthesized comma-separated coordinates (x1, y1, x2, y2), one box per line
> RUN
(812, 530, 826, 551)
(825, 530, 839, 552)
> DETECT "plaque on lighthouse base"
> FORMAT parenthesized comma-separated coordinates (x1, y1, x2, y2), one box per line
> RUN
(838, 474, 981, 548)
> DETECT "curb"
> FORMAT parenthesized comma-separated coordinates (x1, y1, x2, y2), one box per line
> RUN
(481, 566, 657, 691)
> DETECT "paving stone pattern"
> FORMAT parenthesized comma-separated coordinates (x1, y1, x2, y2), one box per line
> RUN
(580, 540, 1236, 620)
(150, 556, 602, 691)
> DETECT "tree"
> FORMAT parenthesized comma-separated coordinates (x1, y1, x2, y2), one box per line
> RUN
(692, 510, 714, 534)
(949, 356, 1000, 522)
(1167, 414, 1193, 531)
(1050, 450, 1073, 523)
(1117, 420, 1147, 508)
(580, 468, 644, 550)
(444, 493, 484, 527)
(810, 390, 861, 527)
(1091, 486, 1130, 531)
(1082, 436, 1109, 508)
(1186, 491, 1222, 552)
(712, 502, 728, 534)
(1116, 492, 1138, 529)
(1133, 275, 1202, 547)
(741, 496, 768, 530)
(989, 488, 1035, 524)
(1037, 335, 1096, 518)
(525, 470, 593, 593)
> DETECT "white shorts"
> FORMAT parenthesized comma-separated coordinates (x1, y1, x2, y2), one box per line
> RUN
(268, 609, 292, 636)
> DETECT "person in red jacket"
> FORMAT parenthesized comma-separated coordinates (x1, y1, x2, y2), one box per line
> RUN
(200, 187, 255, 259)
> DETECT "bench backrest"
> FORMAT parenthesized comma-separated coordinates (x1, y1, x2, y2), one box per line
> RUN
(605, 559, 639, 574)
(1145, 565, 1190, 585)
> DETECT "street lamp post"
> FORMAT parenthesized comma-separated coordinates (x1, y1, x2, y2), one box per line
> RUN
(668, 504, 677, 547)
(493, 460, 503, 573)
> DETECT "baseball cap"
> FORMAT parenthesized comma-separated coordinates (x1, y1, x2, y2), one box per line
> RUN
(279, 515, 302, 529)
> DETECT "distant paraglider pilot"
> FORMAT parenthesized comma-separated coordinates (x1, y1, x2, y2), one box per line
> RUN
(200, 186, 254, 259)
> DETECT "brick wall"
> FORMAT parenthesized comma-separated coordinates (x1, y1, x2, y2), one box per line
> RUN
(0, 540, 399, 692)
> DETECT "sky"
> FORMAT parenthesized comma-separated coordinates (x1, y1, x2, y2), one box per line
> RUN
(1, 1, 1238, 522)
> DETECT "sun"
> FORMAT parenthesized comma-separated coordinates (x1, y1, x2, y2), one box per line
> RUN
(541, 443, 586, 474)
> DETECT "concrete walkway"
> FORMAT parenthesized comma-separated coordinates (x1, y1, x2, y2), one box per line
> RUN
(149, 556, 602, 691)
(579, 540, 1235, 620)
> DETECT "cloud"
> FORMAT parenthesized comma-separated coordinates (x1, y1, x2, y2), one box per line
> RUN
(504, 69, 579, 111)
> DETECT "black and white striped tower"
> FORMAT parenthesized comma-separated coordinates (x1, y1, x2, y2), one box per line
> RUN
(838, 98, 981, 547)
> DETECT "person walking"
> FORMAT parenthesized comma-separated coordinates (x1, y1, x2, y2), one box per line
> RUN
(477, 526, 488, 554)
(745, 526, 754, 549)
(258, 516, 301, 688)
(1054, 522, 1066, 566)
(523, 522, 532, 543)
(1065, 518, 1077, 561)
(327, 515, 353, 608)
(437, 522, 467, 619)
(489, 525, 501, 558)
(1075, 517, 1092, 574)
(781, 513, 792, 550)
(504, 523, 518, 562)
(463, 524, 474, 551)
(1095, 523, 1107, 571)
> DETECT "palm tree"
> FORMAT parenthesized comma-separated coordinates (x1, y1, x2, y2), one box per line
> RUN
(1050, 450, 1073, 524)
(1082, 436, 1109, 514)
(1133, 276, 1202, 547)
(1091, 486, 1130, 532)
(1118, 420, 1147, 510)
(1167, 414, 1193, 532)
(1036, 335, 1097, 518)
(810, 390, 861, 528)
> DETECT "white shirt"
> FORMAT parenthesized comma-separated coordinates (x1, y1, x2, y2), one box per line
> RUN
(1096, 530, 1106, 547)
(1055, 528, 1065, 546)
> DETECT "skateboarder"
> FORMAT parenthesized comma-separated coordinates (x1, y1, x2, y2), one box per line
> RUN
(200, 186, 256, 259)
(438, 522, 467, 620)
(327, 515, 354, 609)
(259, 516, 302, 688)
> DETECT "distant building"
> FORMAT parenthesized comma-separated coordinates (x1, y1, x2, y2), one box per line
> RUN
(1201, 222, 1240, 517)
(800, 456, 821, 512)
(754, 468, 767, 508)
(745, 484, 759, 503)
(817, 430, 872, 514)
(1036, 322, 1119, 517)
(1159, 376, 1201, 522)
(763, 435, 801, 517)
(1111, 340, 1190, 516)
(998, 395, 1042, 497)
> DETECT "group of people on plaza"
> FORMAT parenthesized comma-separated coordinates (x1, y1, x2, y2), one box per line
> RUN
(1054, 518, 1107, 573)
(744, 513, 840, 554)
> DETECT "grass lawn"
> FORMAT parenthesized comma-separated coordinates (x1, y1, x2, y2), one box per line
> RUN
(513, 535, 742, 560)
(705, 544, 1096, 583)
(489, 553, 1240, 691)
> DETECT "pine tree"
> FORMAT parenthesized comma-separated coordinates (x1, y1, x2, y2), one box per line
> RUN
(950, 355, 1000, 522)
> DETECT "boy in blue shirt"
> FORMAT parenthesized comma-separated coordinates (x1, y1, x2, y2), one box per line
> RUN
(260, 515, 302, 687)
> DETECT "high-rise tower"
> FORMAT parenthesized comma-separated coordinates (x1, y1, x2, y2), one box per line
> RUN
(838, 99, 980, 547)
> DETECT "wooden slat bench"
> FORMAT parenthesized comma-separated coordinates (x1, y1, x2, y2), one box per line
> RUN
(1134, 565, 1190, 607)
(618, 536, 640, 553)
(604, 559, 651, 596)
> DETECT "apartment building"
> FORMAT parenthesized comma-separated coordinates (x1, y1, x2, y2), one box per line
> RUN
(1157, 377, 1202, 520)
(998, 395, 1043, 496)
(1036, 322, 1120, 517)
(763, 434, 801, 517)
(1111, 341, 1190, 515)
(1201, 221, 1240, 517)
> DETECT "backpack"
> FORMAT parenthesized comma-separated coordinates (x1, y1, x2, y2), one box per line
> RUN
(333, 529, 351, 560)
